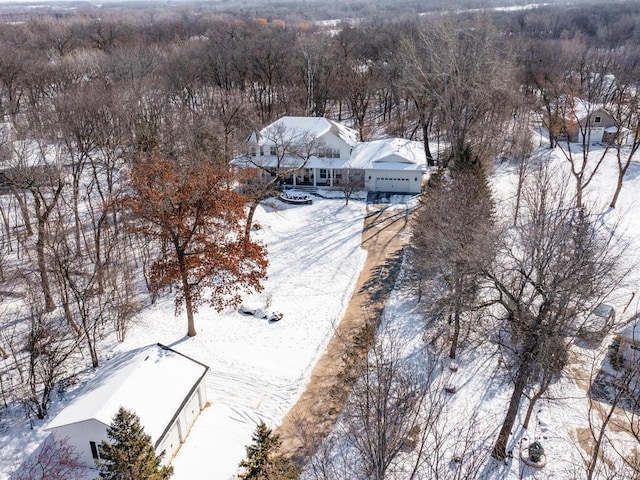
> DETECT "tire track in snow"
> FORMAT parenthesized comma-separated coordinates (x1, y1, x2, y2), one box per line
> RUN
(205, 369, 297, 426)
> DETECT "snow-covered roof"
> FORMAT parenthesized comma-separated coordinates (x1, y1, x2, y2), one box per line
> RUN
(46, 344, 208, 444)
(232, 155, 348, 170)
(344, 138, 427, 171)
(619, 319, 640, 344)
(564, 97, 609, 123)
(257, 116, 359, 147)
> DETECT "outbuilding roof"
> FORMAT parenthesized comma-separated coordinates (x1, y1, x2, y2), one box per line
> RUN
(344, 138, 427, 171)
(619, 319, 640, 345)
(46, 344, 208, 444)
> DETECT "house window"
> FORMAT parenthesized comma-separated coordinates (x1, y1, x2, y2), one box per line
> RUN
(320, 169, 327, 179)
(594, 116, 601, 124)
(260, 147, 265, 156)
(90, 441, 99, 459)
(319, 148, 340, 158)
(270, 146, 277, 156)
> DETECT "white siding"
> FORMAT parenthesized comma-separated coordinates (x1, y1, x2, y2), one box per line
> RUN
(49, 419, 108, 467)
(318, 132, 351, 159)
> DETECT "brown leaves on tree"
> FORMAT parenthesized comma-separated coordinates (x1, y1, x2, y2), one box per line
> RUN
(124, 156, 268, 336)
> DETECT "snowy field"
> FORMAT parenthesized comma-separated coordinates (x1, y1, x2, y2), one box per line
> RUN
(0, 197, 368, 480)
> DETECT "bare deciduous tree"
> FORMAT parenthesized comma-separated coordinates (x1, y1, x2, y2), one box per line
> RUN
(238, 121, 322, 240)
(485, 165, 627, 461)
(13, 436, 87, 480)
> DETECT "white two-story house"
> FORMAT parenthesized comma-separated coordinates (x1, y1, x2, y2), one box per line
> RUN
(233, 116, 428, 194)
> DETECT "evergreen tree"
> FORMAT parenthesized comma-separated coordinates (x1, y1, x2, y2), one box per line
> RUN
(238, 421, 300, 480)
(97, 407, 173, 480)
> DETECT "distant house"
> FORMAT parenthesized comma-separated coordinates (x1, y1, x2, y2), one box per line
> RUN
(45, 344, 209, 468)
(616, 319, 640, 368)
(558, 98, 616, 144)
(233, 116, 428, 194)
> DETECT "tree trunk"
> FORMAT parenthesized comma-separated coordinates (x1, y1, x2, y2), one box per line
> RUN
(449, 302, 461, 360)
(609, 169, 624, 209)
(244, 200, 260, 242)
(513, 156, 526, 226)
(586, 408, 614, 479)
(492, 360, 532, 461)
(422, 121, 433, 166)
(178, 251, 197, 337)
(9, 185, 33, 236)
(35, 212, 55, 312)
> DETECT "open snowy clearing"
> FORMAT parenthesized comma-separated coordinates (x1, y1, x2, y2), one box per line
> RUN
(0, 197, 368, 480)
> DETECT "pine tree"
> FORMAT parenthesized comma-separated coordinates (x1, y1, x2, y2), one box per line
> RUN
(97, 407, 173, 480)
(238, 421, 300, 480)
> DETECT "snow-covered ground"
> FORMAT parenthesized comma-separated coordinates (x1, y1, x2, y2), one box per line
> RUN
(0, 197, 368, 480)
(2, 138, 639, 479)
(363, 142, 640, 479)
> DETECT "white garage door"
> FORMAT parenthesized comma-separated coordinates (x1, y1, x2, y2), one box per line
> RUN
(160, 420, 182, 459)
(182, 389, 201, 433)
(374, 176, 411, 193)
(581, 127, 604, 144)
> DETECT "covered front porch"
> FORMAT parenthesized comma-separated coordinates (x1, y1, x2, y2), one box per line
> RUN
(282, 167, 342, 188)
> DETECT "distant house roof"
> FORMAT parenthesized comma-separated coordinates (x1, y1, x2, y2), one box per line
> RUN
(46, 344, 208, 444)
(563, 97, 610, 123)
(253, 116, 359, 147)
(344, 138, 427, 171)
(619, 319, 640, 345)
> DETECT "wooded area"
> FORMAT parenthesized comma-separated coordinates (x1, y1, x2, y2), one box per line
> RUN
(1, 1, 640, 478)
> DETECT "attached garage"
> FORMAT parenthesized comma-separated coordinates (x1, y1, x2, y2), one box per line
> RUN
(344, 138, 427, 194)
(46, 343, 209, 468)
(374, 176, 413, 193)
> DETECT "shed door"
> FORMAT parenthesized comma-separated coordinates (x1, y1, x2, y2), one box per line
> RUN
(374, 176, 410, 193)
(161, 421, 182, 459)
(183, 389, 201, 434)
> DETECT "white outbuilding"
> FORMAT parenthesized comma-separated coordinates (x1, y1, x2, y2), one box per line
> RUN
(45, 343, 209, 467)
(616, 319, 640, 368)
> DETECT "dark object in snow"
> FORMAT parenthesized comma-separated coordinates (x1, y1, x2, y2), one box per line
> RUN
(444, 383, 457, 394)
(239, 305, 282, 322)
(279, 191, 313, 205)
(449, 361, 459, 372)
(520, 441, 547, 468)
(239, 304, 259, 316)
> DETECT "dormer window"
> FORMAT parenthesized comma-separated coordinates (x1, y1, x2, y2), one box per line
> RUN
(594, 116, 601, 124)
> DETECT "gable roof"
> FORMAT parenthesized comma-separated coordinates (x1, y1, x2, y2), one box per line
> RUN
(46, 344, 208, 444)
(256, 116, 359, 147)
(345, 138, 427, 171)
(564, 97, 611, 123)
